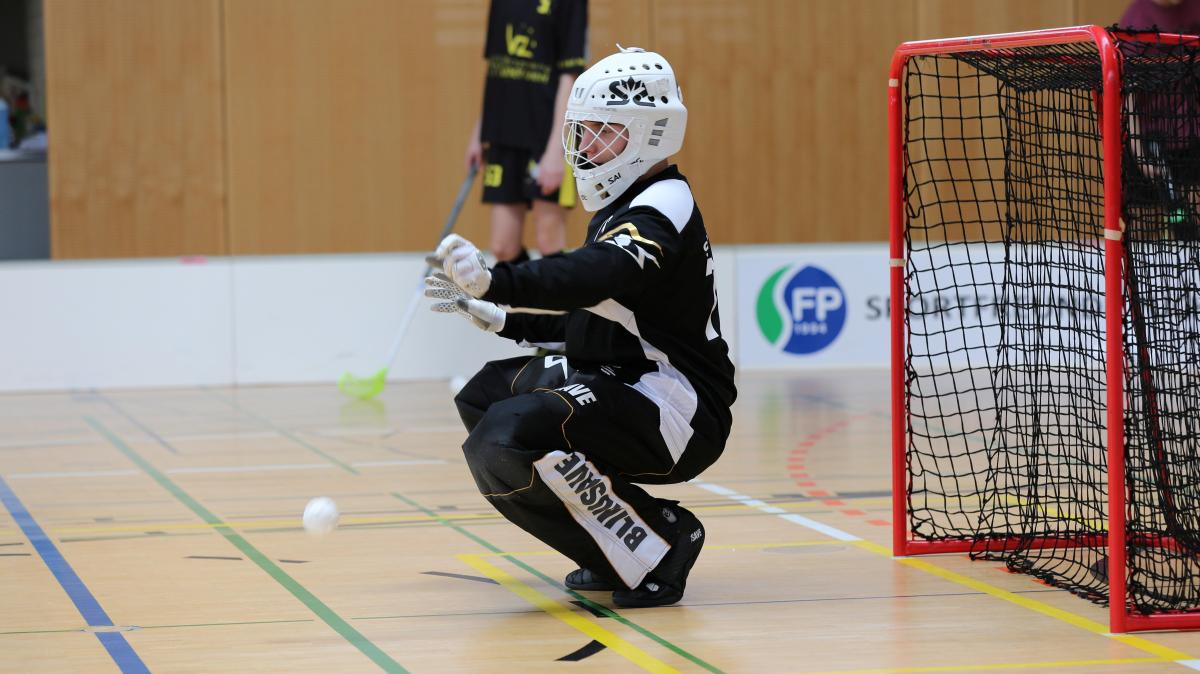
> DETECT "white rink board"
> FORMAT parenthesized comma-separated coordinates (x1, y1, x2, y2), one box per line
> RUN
(0, 244, 868, 391)
(0, 258, 234, 390)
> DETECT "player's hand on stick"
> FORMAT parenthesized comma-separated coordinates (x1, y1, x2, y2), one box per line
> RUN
(424, 273, 506, 332)
(428, 234, 492, 297)
(537, 149, 565, 196)
(465, 130, 483, 173)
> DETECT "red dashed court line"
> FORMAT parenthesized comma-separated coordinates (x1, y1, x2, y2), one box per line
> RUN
(787, 415, 891, 528)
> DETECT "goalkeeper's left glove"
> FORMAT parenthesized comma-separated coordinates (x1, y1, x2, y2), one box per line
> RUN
(424, 273, 505, 332)
(427, 234, 491, 298)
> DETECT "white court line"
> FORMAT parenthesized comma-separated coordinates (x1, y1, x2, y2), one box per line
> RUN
(698, 483, 737, 496)
(162, 430, 281, 442)
(693, 481, 861, 541)
(0, 437, 97, 450)
(305, 426, 462, 436)
(350, 460, 447, 467)
(7, 469, 140, 479)
(1179, 660, 1200, 671)
(5, 459, 448, 479)
(305, 427, 398, 437)
(778, 513, 860, 541)
(166, 463, 331, 474)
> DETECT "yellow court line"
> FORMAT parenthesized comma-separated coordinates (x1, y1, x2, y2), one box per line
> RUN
(853, 540, 1192, 661)
(40, 498, 895, 536)
(476, 539, 847, 558)
(693, 497, 893, 514)
(457, 553, 680, 674)
(41, 512, 502, 536)
(794, 656, 1170, 674)
(996, 494, 1106, 530)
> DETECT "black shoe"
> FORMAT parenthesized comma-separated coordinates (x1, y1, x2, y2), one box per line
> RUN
(612, 503, 705, 608)
(564, 567, 619, 591)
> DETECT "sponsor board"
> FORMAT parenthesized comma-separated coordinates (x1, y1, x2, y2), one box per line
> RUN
(736, 246, 890, 369)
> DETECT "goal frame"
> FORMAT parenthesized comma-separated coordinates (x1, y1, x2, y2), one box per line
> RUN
(888, 25, 1200, 633)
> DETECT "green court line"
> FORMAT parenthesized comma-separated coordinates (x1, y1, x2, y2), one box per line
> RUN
(391, 491, 725, 674)
(0, 618, 314, 637)
(85, 417, 405, 673)
(200, 389, 358, 474)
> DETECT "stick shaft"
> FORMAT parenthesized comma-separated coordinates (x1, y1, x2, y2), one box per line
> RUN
(382, 164, 479, 368)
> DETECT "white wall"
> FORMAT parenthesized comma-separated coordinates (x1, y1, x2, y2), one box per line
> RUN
(231, 254, 524, 385)
(0, 244, 891, 391)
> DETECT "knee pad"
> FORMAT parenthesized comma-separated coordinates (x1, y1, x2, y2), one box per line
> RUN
(453, 362, 512, 432)
(462, 394, 570, 495)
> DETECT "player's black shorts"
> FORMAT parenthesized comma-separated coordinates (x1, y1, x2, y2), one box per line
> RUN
(482, 144, 576, 208)
(1125, 136, 1200, 207)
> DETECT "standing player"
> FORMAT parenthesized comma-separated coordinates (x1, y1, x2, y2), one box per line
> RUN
(428, 47, 736, 607)
(1120, 0, 1200, 238)
(464, 0, 588, 263)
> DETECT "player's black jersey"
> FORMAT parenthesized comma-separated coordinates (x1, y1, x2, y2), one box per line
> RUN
(484, 166, 737, 435)
(481, 0, 588, 152)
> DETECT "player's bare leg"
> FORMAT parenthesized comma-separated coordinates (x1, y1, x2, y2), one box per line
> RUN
(531, 200, 567, 255)
(489, 203, 528, 262)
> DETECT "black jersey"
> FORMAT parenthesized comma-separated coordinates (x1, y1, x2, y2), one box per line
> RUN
(481, 0, 588, 152)
(483, 166, 737, 440)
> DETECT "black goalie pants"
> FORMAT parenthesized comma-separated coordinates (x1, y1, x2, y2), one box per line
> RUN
(454, 355, 723, 589)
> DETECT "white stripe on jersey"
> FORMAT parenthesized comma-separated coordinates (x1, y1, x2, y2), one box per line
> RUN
(629, 179, 694, 233)
(585, 299, 699, 462)
(534, 450, 670, 588)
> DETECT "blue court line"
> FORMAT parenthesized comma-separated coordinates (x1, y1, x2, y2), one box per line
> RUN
(0, 475, 150, 673)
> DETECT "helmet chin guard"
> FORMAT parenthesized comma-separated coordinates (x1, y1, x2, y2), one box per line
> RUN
(562, 46, 687, 211)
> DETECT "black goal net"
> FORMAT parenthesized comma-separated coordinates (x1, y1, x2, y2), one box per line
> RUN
(901, 30, 1200, 615)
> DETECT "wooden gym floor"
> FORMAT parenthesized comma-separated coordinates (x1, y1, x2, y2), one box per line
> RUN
(3, 370, 1200, 673)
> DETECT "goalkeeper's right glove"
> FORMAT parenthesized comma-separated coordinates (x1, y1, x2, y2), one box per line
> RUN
(424, 273, 506, 332)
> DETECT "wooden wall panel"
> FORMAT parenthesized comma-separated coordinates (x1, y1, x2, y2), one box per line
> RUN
(1075, 0, 1138, 29)
(652, 0, 915, 244)
(588, 0, 652, 56)
(223, 0, 491, 254)
(44, 0, 226, 258)
(914, 0, 1075, 41)
(44, 0, 1150, 257)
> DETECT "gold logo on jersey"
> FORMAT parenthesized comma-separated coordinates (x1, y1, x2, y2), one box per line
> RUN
(537, 0, 551, 15)
(597, 223, 662, 269)
(505, 24, 535, 58)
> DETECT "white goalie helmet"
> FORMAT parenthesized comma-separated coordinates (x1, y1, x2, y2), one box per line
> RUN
(562, 46, 687, 211)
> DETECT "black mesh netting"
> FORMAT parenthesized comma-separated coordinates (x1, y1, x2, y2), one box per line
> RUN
(903, 30, 1200, 615)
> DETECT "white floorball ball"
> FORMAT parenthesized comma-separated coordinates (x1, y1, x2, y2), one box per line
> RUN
(303, 496, 339, 537)
(449, 375, 468, 395)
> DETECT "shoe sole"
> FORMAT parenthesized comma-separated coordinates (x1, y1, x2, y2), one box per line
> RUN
(564, 569, 619, 592)
(612, 519, 705, 608)
(565, 580, 619, 591)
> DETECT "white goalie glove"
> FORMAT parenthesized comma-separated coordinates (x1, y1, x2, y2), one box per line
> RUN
(426, 234, 491, 298)
(424, 273, 506, 332)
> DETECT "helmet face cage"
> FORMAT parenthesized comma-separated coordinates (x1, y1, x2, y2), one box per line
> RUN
(562, 116, 635, 172)
(562, 111, 647, 209)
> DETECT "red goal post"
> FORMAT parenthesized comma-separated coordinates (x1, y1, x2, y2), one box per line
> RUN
(888, 26, 1200, 633)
